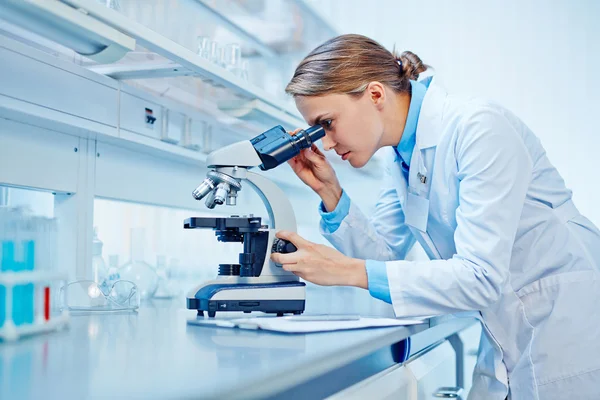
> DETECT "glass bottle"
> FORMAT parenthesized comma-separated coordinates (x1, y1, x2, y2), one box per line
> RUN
(107, 255, 121, 282)
(153, 255, 177, 299)
(92, 227, 109, 284)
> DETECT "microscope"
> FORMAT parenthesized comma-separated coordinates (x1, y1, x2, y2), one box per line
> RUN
(185, 124, 325, 317)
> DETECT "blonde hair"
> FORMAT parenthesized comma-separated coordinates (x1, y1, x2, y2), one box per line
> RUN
(285, 34, 428, 97)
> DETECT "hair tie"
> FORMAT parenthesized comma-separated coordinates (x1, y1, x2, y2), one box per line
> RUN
(397, 59, 403, 75)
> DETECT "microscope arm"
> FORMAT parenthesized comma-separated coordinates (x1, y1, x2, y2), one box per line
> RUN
(244, 171, 296, 232)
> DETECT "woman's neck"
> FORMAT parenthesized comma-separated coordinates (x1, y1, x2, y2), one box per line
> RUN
(379, 91, 411, 148)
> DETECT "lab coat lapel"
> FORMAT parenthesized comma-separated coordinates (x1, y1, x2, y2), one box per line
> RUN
(391, 77, 448, 231)
(404, 77, 449, 260)
(394, 77, 448, 207)
(391, 78, 447, 210)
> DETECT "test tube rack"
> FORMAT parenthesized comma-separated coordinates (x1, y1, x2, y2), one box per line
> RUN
(0, 270, 69, 341)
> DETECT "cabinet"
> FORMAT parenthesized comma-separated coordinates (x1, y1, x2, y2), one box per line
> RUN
(327, 341, 458, 399)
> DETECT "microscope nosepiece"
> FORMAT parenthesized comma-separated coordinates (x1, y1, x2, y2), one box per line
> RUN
(193, 171, 242, 209)
(192, 178, 216, 200)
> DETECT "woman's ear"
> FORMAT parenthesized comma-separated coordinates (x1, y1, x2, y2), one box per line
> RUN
(366, 81, 386, 109)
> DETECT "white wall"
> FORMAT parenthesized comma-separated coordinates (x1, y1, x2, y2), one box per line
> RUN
(310, 0, 600, 225)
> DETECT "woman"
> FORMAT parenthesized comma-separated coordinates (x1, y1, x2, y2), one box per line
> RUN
(270, 34, 600, 399)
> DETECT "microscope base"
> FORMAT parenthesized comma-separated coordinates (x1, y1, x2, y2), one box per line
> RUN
(187, 281, 306, 318)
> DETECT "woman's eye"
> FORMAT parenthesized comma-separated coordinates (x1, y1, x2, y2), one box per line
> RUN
(321, 119, 333, 129)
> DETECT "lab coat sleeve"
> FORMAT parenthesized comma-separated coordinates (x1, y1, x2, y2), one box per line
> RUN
(318, 158, 416, 261)
(387, 109, 533, 317)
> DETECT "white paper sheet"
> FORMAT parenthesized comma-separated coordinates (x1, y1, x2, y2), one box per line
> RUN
(187, 315, 426, 333)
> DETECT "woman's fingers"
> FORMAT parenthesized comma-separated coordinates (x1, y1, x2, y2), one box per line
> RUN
(311, 144, 326, 157)
(303, 148, 320, 163)
(271, 251, 300, 265)
(276, 230, 313, 248)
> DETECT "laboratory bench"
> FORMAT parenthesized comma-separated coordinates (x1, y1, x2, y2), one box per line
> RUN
(0, 288, 477, 400)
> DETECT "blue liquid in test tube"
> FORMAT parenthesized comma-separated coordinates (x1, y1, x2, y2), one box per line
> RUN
(1, 240, 12, 328)
(0, 285, 4, 328)
(5, 241, 35, 326)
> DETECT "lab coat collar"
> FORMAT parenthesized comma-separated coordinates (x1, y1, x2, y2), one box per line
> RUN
(415, 76, 448, 150)
(395, 80, 427, 166)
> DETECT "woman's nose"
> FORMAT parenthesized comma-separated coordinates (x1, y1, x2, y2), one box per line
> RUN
(321, 134, 336, 151)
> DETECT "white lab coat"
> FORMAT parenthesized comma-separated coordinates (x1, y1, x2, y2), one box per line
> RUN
(322, 77, 600, 399)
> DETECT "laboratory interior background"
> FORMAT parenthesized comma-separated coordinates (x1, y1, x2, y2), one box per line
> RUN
(0, 0, 598, 399)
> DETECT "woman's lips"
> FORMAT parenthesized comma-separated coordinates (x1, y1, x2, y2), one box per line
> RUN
(342, 151, 350, 160)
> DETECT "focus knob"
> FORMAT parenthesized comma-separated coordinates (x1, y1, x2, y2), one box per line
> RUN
(272, 238, 297, 254)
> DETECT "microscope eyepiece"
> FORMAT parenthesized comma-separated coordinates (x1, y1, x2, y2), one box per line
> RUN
(291, 124, 326, 151)
(250, 124, 326, 171)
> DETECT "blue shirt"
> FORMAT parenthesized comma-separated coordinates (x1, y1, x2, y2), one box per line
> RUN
(395, 78, 430, 179)
(319, 78, 431, 304)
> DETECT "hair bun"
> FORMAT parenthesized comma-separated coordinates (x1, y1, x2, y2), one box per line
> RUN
(396, 51, 427, 80)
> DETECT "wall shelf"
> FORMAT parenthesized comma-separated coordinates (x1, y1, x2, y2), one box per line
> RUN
(61, 0, 304, 127)
(192, 0, 278, 58)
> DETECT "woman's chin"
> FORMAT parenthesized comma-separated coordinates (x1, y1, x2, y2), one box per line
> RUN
(348, 154, 368, 168)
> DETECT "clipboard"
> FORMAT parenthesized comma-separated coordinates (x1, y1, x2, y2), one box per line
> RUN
(187, 315, 426, 334)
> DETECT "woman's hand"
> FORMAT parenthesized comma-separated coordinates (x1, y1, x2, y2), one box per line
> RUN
(288, 128, 343, 211)
(270, 230, 368, 289)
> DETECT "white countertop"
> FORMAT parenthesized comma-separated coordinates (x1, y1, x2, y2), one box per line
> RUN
(0, 287, 474, 400)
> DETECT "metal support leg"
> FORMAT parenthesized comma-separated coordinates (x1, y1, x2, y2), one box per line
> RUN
(447, 333, 464, 390)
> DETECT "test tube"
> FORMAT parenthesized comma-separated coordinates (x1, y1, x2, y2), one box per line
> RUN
(203, 124, 213, 153)
(240, 60, 250, 81)
(0, 208, 6, 328)
(209, 41, 220, 65)
(8, 209, 34, 326)
(218, 46, 227, 68)
(98, 0, 120, 10)
(23, 213, 35, 326)
(197, 36, 211, 59)
(10, 210, 21, 325)
(225, 43, 242, 75)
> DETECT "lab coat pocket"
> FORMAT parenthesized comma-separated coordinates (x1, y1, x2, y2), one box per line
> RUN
(405, 191, 429, 232)
(518, 270, 600, 386)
